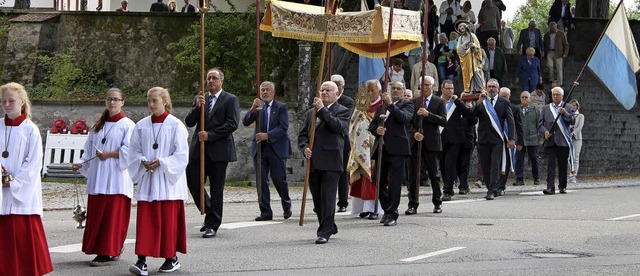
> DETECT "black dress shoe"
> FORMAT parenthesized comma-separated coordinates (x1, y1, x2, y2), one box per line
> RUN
(441, 194, 452, 201)
(433, 205, 442, 213)
(496, 190, 505, 196)
(379, 215, 388, 224)
(559, 188, 567, 194)
(332, 228, 338, 235)
(513, 179, 525, 186)
(485, 193, 495, 200)
(337, 206, 347, 213)
(458, 188, 469, 195)
(383, 219, 397, 226)
(359, 212, 370, 218)
(542, 189, 555, 195)
(199, 225, 207, 232)
(315, 237, 328, 244)
(283, 211, 292, 219)
(405, 207, 417, 215)
(367, 213, 378, 220)
(255, 216, 272, 221)
(202, 228, 216, 238)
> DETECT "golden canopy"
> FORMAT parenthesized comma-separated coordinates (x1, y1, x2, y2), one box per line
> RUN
(260, 0, 422, 58)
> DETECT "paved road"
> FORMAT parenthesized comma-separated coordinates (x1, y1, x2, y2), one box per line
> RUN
(43, 181, 640, 275)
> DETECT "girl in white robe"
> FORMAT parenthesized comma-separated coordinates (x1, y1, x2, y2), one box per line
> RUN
(128, 87, 189, 275)
(0, 82, 53, 275)
(72, 88, 135, 266)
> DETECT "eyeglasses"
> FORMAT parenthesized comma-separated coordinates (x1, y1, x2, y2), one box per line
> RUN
(487, 85, 498, 88)
(207, 77, 221, 81)
(106, 97, 123, 102)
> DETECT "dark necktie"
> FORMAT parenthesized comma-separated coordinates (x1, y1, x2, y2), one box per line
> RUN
(490, 97, 494, 106)
(263, 104, 269, 132)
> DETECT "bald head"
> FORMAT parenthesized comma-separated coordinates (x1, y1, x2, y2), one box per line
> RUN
(320, 81, 338, 105)
(499, 87, 511, 100)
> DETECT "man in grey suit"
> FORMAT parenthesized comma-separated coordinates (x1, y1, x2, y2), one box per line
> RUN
(538, 86, 574, 194)
(185, 68, 240, 238)
(516, 19, 545, 60)
(298, 81, 350, 244)
(406, 77, 446, 214)
(471, 79, 516, 200)
(370, 81, 415, 226)
(331, 74, 354, 213)
(242, 81, 292, 221)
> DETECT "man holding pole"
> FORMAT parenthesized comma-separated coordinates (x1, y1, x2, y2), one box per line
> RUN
(405, 76, 445, 214)
(242, 81, 292, 221)
(369, 81, 414, 226)
(298, 81, 350, 244)
(331, 74, 355, 213)
(185, 68, 240, 238)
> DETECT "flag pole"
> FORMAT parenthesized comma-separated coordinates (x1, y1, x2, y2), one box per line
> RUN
(545, 0, 624, 137)
(255, 0, 263, 210)
(198, 2, 209, 216)
(414, 0, 429, 207)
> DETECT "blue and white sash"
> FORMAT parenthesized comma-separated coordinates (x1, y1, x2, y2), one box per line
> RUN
(503, 119, 516, 173)
(439, 99, 456, 133)
(483, 98, 507, 174)
(549, 103, 576, 173)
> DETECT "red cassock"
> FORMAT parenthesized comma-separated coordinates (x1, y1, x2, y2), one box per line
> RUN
(0, 215, 53, 275)
(135, 201, 187, 258)
(82, 194, 131, 256)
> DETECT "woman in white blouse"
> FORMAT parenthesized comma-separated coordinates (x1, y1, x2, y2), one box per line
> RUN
(569, 99, 584, 183)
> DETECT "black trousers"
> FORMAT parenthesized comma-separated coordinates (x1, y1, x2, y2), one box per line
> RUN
(337, 148, 349, 208)
(442, 143, 470, 195)
(545, 146, 570, 190)
(478, 142, 503, 195)
(310, 170, 340, 239)
(407, 144, 441, 208)
(186, 157, 228, 231)
(458, 146, 473, 190)
(375, 153, 406, 220)
(254, 144, 291, 218)
(498, 147, 514, 191)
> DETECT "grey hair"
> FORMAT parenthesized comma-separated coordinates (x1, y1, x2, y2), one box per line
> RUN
(330, 74, 345, 86)
(366, 79, 382, 91)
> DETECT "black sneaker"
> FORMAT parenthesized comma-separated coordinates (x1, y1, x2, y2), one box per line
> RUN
(159, 257, 181, 273)
(129, 260, 148, 276)
(89, 255, 112, 267)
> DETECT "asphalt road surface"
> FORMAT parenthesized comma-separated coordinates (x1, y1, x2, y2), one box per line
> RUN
(44, 185, 640, 275)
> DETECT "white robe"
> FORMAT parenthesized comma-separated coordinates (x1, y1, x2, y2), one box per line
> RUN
(128, 114, 189, 202)
(0, 119, 44, 216)
(79, 118, 135, 198)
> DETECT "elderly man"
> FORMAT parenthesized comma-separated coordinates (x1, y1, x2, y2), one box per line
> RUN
(404, 89, 413, 100)
(330, 74, 355, 213)
(501, 20, 515, 54)
(538, 87, 575, 195)
(185, 68, 240, 238)
(471, 79, 516, 200)
(483, 37, 507, 87)
(298, 81, 350, 244)
(242, 81, 292, 221)
(544, 21, 569, 86)
(497, 87, 523, 195)
(369, 81, 415, 226)
(406, 76, 445, 213)
(410, 50, 439, 94)
(440, 80, 475, 199)
(514, 91, 541, 186)
(516, 19, 544, 60)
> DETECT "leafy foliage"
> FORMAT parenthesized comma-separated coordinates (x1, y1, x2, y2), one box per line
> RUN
(168, 3, 304, 99)
(32, 47, 113, 100)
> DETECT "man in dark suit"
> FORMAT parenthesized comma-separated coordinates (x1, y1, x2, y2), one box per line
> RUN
(242, 81, 292, 221)
(515, 19, 544, 60)
(471, 79, 516, 200)
(439, 80, 473, 201)
(548, 0, 573, 32)
(150, 0, 169, 12)
(370, 81, 415, 226)
(405, 76, 445, 214)
(331, 74, 354, 213)
(483, 37, 508, 87)
(538, 86, 575, 194)
(298, 81, 350, 244)
(185, 68, 240, 238)
(497, 87, 523, 195)
(181, 0, 196, 12)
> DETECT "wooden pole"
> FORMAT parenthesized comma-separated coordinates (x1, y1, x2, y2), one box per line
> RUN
(255, 0, 263, 206)
(299, 1, 335, 227)
(199, 3, 209, 216)
(373, 0, 396, 216)
(414, 0, 430, 204)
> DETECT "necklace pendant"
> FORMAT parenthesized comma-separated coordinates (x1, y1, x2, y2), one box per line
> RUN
(153, 143, 158, 150)
(101, 138, 106, 144)
(2, 151, 8, 158)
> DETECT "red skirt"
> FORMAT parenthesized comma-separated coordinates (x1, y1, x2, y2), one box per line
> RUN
(82, 194, 131, 256)
(135, 200, 187, 258)
(350, 174, 377, 200)
(0, 215, 53, 276)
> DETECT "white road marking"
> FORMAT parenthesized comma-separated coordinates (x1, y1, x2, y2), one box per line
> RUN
(400, 246, 466, 262)
(519, 190, 572, 195)
(335, 212, 353, 216)
(219, 221, 281, 229)
(443, 199, 485, 204)
(607, 214, 640, 221)
(50, 239, 135, 253)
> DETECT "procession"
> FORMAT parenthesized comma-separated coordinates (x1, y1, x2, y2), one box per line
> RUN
(1, 0, 640, 275)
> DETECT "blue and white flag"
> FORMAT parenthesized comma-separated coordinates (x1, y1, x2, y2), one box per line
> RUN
(587, 2, 640, 110)
(358, 56, 386, 89)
